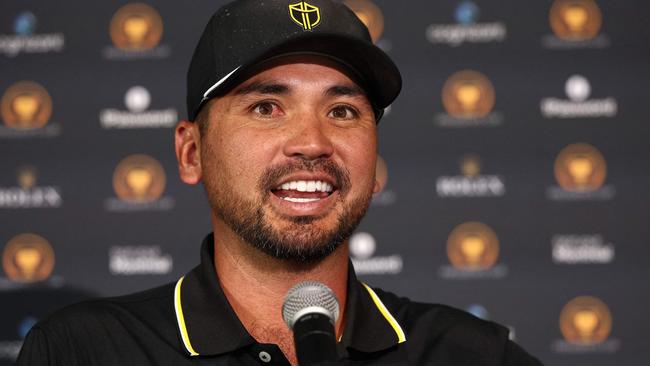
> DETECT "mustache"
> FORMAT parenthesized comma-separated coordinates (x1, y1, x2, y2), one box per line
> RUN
(259, 158, 351, 193)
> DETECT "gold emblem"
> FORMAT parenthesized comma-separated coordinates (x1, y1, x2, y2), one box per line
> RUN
(550, 0, 602, 41)
(554, 143, 606, 192)
(461, 154, 481, 178)
(17, 166, 38, 190)
(1, 81, 52, 129)
(560, 296, 612, 344)
(2, 233, 55, 283)
(447, 222, 499, 271)
(289, 2, 321, 31)
(113, 154, 166, 203)
(110, 3, 163, 50)
(442, 70, 495, 119)
(375, 155, 388, 193)
(344, 0, 384, 42)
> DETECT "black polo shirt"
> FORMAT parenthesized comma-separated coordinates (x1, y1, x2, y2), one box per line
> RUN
(17, 234, 542, 365)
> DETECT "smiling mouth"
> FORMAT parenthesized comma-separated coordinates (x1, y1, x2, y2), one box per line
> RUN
(271, 179, 336, 203)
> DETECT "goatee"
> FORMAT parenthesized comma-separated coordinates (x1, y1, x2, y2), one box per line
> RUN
(204, 159, 373, 264)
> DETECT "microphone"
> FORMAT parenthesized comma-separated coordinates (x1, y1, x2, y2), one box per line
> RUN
(282, 281, 340, 366)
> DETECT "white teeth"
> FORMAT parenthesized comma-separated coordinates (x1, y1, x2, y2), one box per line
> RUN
(276, 180, 334, 193)
(283, 197, 321, 203)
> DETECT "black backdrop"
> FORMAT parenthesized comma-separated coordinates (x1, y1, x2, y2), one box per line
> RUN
(1, 0, 649, 365)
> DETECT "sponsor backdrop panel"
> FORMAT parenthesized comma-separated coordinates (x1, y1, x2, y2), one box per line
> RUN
(1, 0, 648, 365)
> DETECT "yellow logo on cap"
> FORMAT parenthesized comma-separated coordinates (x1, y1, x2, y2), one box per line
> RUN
(289, 2, 321, 31)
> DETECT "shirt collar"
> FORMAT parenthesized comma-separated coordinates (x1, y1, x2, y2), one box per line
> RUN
(173, 233, 406, 357)
(340, 268, 407, 354)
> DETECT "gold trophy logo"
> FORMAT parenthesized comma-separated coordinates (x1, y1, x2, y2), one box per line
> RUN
(16, 248, 41, 279)
(2, 233, 55, 283)
(550, 0, 602, 41)
(560, 296, 612, 344)
(17, 166, 38, 190)
(13, 95, 38, 122)
(461, 154, 482, 178)
(442, 71, 495, 119)
(110, 3, 163, 50)
(460, 235, 486, 266)
(554, 143, 606, 192)
(375, 155, 388, 193)
(126, 167, 153, 198)
(123, 15, 149, 46)
(113, 154, 166, 203)
(1, 81, 52, 129)
(573, 310, 599, 339)
(344, 0, 385, 42)
(447, 222, 499, 270)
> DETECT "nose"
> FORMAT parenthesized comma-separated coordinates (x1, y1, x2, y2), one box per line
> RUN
(282, 114, 335, 160)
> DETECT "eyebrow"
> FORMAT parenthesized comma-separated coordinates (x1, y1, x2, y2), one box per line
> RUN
(325, 85, 366, 98)
(233, 80, 367, 100)
(234, 81, 289, 96)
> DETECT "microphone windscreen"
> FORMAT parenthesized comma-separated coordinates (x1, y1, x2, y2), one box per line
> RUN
(282, 281, 340, 329)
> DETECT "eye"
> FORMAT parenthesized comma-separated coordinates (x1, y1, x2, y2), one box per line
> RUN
(252, 101, 282, 117)
(328, 105, 358, 120)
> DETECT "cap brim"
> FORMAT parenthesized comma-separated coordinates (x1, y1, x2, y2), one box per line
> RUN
(199, 33, 401, 119)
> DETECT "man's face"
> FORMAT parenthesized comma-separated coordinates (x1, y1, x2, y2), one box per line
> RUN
(198, 56, 379, 263)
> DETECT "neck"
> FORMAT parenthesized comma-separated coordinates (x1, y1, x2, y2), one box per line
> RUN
(211, 218, 349, 366)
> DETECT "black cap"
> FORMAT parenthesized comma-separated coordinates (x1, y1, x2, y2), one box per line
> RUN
(186, 0, 401, 121)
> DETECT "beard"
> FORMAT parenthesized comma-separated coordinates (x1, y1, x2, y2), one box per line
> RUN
(203, 159, 373, 264)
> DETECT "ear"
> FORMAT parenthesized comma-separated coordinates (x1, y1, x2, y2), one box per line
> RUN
(373, 179, 381, 194)
(372, 156, 382, 194)
(175, 120, 202, 185)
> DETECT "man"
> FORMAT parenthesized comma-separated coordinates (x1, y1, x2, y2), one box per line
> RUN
(18, 0, 542, 365)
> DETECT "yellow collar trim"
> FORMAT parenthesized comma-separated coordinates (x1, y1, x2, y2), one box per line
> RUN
(173, 277, 405, 355)
(361, 283, 407, 344)
(174, 276, 200, 356)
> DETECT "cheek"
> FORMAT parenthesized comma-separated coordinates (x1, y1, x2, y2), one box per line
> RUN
(337, 134, 377, 187)
(206, 131, 279, 189)
(201, 135, 238, 185)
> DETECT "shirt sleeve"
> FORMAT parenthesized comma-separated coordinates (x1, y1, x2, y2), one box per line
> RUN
(16, 327, 55, 366)
(502, 340, 544, 366)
